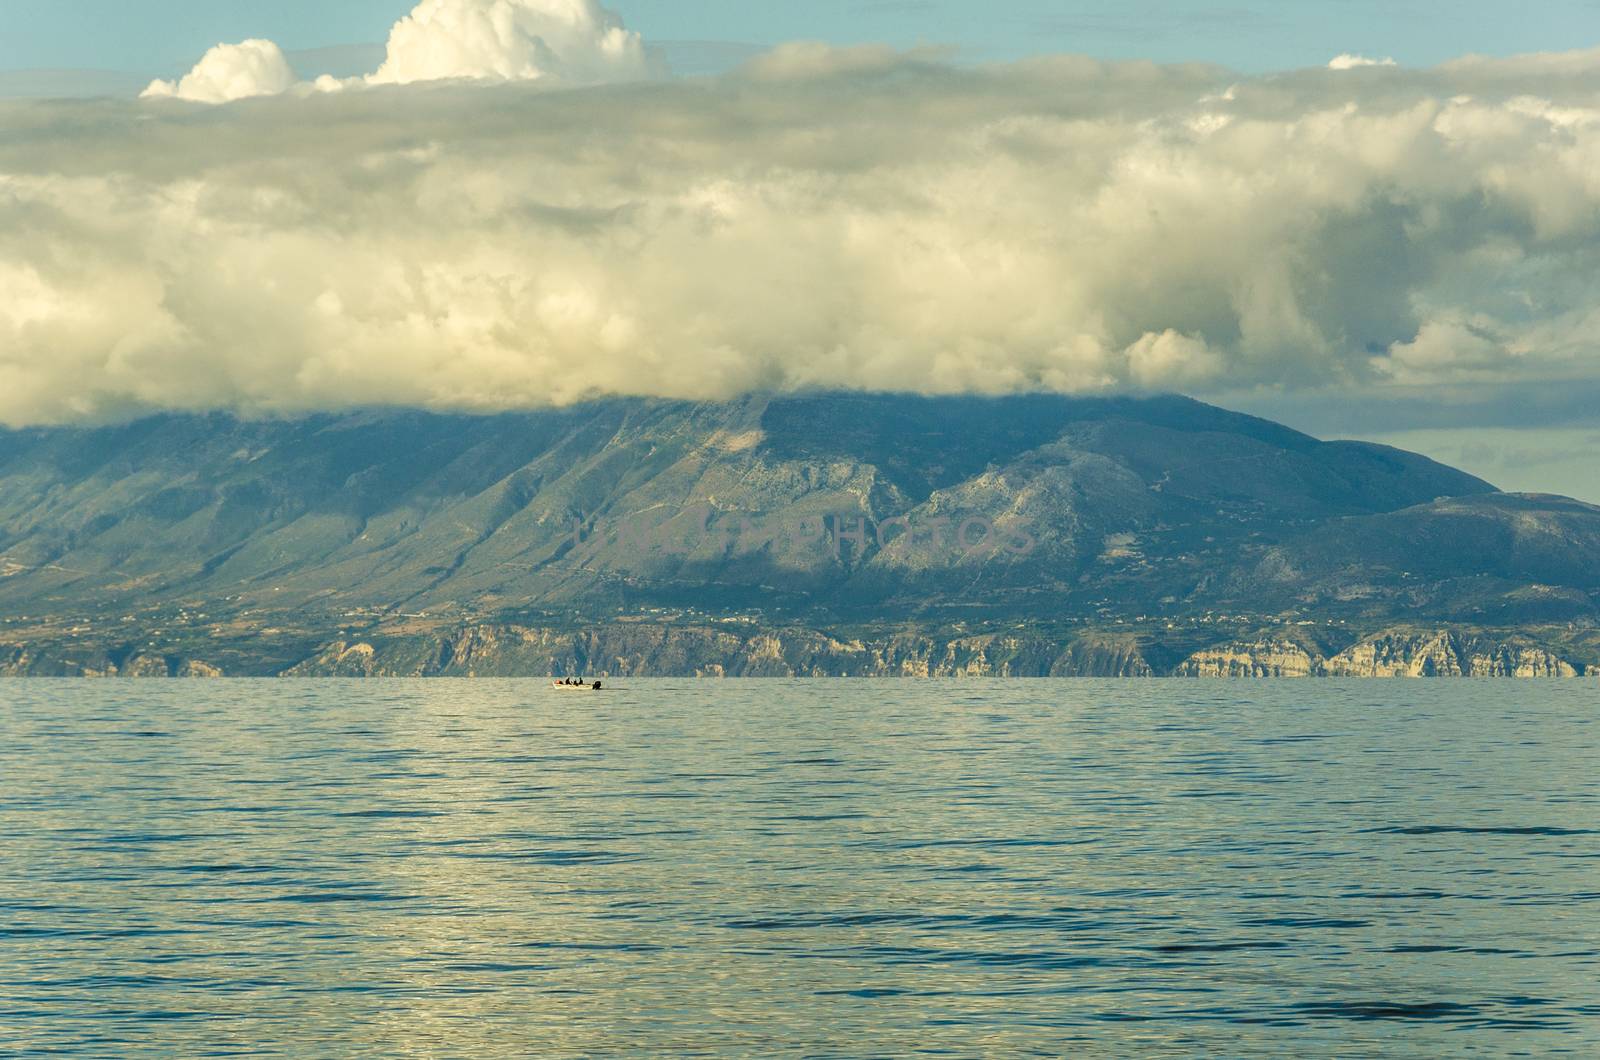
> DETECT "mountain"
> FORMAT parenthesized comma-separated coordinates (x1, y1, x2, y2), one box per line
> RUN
(2, 392, 1598, 676)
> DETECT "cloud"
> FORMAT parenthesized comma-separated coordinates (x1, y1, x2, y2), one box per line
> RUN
(1125, 331, 1224, 388)
(1381, 319, 1508, 383)
(5, 47, 1600, 425)
(1329, 54, 1397, 70)
(141, 39, 296, 103)
(1440, 46, 1600, 79)
(0, 69, 149, 100)
(144, 0, 648, 105)
(367, 0, 647, 86)
(645, 40, 769, 78)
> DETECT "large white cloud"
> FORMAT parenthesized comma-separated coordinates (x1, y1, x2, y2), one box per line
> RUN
(141, 39, 296, 103)
(144, 0, 647, 104)
(6, 46, 1600, 425)
(367, 0, 647, 86)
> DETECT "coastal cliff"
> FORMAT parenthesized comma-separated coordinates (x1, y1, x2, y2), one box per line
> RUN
(8, 623, 1588, 678)
(280, 625, 1595, 678)
(278, 625, 1160, 678)
(1172, 630, 1584, 678)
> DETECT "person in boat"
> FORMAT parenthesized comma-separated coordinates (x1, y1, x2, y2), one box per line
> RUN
(591, 680, 601, 690)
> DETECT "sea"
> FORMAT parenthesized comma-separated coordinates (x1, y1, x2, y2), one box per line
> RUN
(1, 679, 1596, 1057)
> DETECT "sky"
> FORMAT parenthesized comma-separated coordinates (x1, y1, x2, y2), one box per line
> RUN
(3, 1, 1600, 500)
(7, 0, 1600, 76)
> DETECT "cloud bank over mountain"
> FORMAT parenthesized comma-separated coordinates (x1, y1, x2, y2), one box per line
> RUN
(4, 41, 1600, 425)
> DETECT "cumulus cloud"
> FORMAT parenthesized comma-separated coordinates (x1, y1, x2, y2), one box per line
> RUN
(1382, 320, 1510, 383)
(367, 0, 647, 86)
(5, 47, 1600, 425)
(1125, 331, 1224, 388)
(141, 39, 296, 103)
(1329, 53, 1397, 70)
(144, 0, 647, 104)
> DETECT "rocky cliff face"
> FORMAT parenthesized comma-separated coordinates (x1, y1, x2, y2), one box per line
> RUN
(279, 625, 1158, 678)
(1321, 631, 1578, 677)
(6, 623, 1592, 677)
(0, 645, 224, 678)
(265, 624, 1590, 678)
(1172, 630, 1584, 678)
(1173, 638, 1321, 677)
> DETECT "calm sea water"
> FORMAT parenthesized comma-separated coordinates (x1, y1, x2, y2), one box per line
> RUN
(1, 680, 1597, 1057)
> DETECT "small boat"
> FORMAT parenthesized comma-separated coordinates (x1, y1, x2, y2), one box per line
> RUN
(550, 680, 604, 691)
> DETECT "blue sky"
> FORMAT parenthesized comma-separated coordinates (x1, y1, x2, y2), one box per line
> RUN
(5, 0, 1600, 76)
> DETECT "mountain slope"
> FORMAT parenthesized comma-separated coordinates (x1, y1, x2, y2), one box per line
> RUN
(2, 391, 1594, 675)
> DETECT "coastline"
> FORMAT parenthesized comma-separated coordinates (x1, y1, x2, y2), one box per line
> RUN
(6, 621, 1598, 678)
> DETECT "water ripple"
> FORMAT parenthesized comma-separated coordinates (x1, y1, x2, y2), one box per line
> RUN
(0, 678, 1596, 1056)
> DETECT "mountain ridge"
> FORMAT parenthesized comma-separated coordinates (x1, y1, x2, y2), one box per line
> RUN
(2, 390, 1595, 676)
